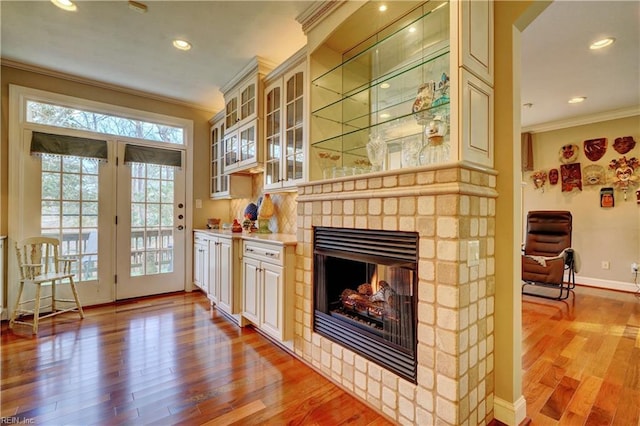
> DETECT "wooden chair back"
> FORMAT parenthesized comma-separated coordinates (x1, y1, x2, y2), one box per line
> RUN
(15, 236, 65, 280)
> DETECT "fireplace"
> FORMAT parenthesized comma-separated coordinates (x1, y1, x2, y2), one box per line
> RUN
(313, 227, 418, 383)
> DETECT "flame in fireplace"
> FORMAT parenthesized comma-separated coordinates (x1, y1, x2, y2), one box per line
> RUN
(371, 268, 378, 292)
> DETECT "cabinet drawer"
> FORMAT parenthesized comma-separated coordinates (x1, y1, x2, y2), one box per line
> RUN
(243, 241, 284, 264)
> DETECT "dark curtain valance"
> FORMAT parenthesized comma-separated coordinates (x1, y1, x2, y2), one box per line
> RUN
(124, 144, 182, 168)
(31, 131, 108, 161)
(521, 132, 534, 172)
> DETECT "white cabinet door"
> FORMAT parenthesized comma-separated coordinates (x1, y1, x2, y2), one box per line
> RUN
(217, 238, 233, 314)
(242, 257, 261, 324)
(208, 238, 219, 303)
(261, 262, 284, 340)
(193, 235, 208, 292)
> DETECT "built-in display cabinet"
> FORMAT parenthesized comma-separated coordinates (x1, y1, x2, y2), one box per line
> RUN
(209, 112, 251, 199)
(309, 0, 494, 181)
(263, 48, 307, 191)
(310, 2, 450, 180)
(221, 57, 274, 174)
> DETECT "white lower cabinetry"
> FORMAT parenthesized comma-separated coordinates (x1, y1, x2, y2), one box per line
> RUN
(193, 232, 209, 293)
(241, 239, 294, 344)
(209, 235, 243, 318)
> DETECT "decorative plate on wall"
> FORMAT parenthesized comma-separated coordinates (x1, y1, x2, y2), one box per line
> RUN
(583, 138, 607, 161)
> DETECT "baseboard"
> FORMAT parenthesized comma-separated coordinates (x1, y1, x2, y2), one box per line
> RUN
(494, 395, 527, 426)
(575, 276, 639, 293)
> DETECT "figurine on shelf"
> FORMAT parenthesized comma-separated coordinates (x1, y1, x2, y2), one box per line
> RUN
(242, 214, 253, 232)
(412, 80, 436, 124)
(426, 115, 448, 145)
(231, 219, 242, 233)
(431, 72, 450, 108)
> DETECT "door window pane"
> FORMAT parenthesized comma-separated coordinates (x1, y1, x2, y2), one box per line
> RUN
(40, 156, 100, 281)
(130, 163, 175, 276)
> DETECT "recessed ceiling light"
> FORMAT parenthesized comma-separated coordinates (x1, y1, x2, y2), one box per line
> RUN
(380, 83, 390, 89)
(568, 96, 586, 104)
(408, 27, 416, 33)
(51, 0, 77, 12)
(589, 37, 615, 50)
(173, 39, 192, 51)
(379, 5, 387, 12)
(380, 113, 390, 119)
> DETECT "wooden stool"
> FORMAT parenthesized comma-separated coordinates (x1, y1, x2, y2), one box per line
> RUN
(9, 236, 84, 334)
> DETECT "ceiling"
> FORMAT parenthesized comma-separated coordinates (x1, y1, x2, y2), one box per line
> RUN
(1, 1, 639, 127)
(521, 1, 639, 130)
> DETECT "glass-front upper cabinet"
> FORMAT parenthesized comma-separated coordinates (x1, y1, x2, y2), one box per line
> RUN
(264, 82, 282, 187)
(225, 79, 256, 131)
(240, 83, 256, 121)
(210, 116, 228, 197)
(264, 53, 306, 191)
(224, 97, 238, 130)
(310, 1, 450, 180)
(210, 112, 252, 199)
(221, 57, 272, 174)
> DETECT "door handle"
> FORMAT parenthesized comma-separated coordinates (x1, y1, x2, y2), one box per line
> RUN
(177, 225, 184, 230)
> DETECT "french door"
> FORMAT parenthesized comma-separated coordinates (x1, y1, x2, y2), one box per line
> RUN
(12, 132, 187, 309)
(115, 142, 186, 300)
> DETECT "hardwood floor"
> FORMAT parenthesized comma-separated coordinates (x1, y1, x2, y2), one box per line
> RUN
(3, 286, 639, 425)
(522, 285, 640, 425)
(1, 292, 392, 425)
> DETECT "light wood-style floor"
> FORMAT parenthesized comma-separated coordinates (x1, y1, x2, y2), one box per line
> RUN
(522, 285, 640, 425)
(2, 286, 639, 425)
(1, 292, 392, 425)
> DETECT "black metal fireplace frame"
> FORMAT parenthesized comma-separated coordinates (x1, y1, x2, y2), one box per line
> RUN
(313, 227, 419, 383)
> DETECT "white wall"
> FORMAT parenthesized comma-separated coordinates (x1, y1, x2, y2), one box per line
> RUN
(522, 115, 640, 292)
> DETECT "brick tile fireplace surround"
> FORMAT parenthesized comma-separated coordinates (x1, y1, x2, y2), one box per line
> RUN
(294, 164, 498, 425)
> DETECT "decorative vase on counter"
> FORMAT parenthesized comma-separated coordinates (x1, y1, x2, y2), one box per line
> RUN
(366, 133, 387, 172)
(257, 193, 275, 234)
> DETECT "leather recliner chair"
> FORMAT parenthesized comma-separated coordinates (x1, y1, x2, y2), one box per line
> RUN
(522, 210, 576, 300)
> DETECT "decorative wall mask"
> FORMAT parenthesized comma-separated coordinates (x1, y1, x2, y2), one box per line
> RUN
(613, 136, 636, 154)
(559, 144, 579, 163)
(608, 156, 640, 199)
(583, 138, 607, 161)
(582, 165, 606, 185)
(531, 170, 547, 191)
(600, 187, 614, 208)
(549, 168, 559, 185)
(560, 163, 582, 192)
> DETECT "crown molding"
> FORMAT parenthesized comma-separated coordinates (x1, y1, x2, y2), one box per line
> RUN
(220, 56, 277, 95)
(264, 46, 307, 83)
(522, 106, 640, 134)
(1, 58, 216, 114)
(296, 1, 346, 34)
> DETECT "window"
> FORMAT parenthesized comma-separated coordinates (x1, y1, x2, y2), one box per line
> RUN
(27, 100, 185, 144)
